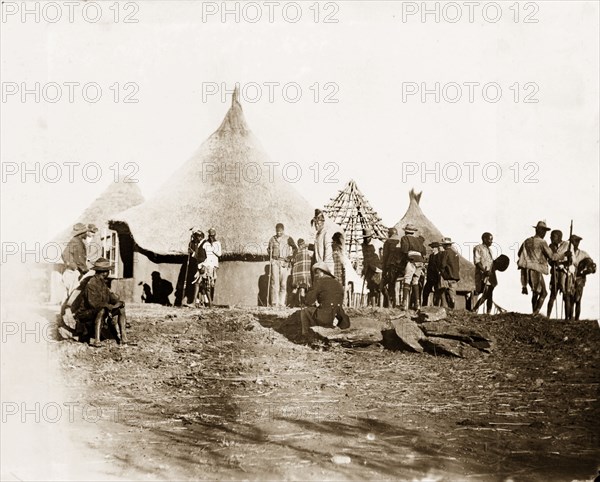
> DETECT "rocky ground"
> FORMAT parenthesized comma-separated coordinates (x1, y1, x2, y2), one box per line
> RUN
(51, 304, 599, 481)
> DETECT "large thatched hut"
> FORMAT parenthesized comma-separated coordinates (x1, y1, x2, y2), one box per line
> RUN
(394, 189, 475, 309)
(109, 89, 314, 305)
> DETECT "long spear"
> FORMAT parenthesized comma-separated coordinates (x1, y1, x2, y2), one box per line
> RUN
(564, 220, 573, 319)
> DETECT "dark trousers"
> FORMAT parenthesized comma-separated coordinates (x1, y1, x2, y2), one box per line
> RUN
(422, 277, 438, 306)
(174, 257, 198, 306)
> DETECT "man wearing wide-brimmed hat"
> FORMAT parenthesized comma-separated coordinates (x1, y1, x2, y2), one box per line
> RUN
(360, 228, 374, 276)
(399, 224, 426, 311)
(299, 262, 350, 335)
(437, 237, 460, 309)
(61, 223, 91, 301)
(517, 221, 568, 316)
(564, 234, 596, 320)
(72, 257, 128, 347)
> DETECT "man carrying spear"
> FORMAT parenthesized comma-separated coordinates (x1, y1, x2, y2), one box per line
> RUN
(546, 229, 569, 318)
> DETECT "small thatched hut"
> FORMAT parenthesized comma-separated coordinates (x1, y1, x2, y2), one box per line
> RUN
(109, 89, 314, 305)
(48, 179, 145, 303)
(394, 189, 475, 309)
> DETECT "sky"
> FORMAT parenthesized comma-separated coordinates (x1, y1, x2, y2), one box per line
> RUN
(1, 1, 598, 318)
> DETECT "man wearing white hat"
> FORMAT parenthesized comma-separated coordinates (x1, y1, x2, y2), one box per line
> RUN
(300, 262, 349, 335)
(517, 221, 568, 315)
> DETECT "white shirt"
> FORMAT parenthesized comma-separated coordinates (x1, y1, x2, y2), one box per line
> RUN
(202, 240, 222, 267)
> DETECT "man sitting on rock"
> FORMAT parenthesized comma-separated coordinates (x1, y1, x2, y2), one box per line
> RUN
(300, 262, 350, 335)
(72, 258, 128, 347)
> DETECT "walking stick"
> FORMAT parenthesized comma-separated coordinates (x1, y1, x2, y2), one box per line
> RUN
(182, 236, 192, 305)
(266, 241, 272, 307)
(361, 275, 366, 308)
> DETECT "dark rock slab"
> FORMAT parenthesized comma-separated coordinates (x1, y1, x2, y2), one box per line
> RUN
(421, 337, 482, 358)
(391, 317, 424, 353)
(419, 321, 494, 350)
(348, 316, 393, 331)
(310, 326, 383, 346)
(416, 306, 447, 323)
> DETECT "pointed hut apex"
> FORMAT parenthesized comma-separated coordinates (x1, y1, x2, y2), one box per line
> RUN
(232, 84, 240, 106)
(409, 189, 422, 204)
(216, 84, 249, 135)
(323, 179, 388, 259)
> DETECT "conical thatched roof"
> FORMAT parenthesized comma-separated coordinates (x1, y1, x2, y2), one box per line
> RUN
(53, 179, 145, 248)
(324, 179, 388, 261)
(394, 189, 475, 292)
(109, 88, 314, 258)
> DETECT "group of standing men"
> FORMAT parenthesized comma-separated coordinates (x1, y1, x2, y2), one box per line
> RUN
(518, 221, 595, 320)
(379, 225, 462, 311)
(176, 228, 222, 307)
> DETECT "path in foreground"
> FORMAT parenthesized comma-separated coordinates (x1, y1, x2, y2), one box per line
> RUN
(56, 305, 600, 481)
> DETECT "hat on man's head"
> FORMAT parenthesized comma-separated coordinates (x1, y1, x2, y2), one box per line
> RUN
(87, 224, 98, 234)
(429, 241, 441, 248)
(190, 227, 203, 235)
(441, 237, 453, 245)
(208, 228, 216, 236)
(532, 221, 551, 231)
(570, 234, 582, 242)
(93, 257, 114, 272)
(311, 261, 334, 278)
(72, 223, 88, 236)
(404, 224, 418, 234)
(362, 228, 373, 239)
(388, 227, 398, 236)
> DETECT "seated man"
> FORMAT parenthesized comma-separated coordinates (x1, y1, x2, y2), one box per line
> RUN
(300, 262, 350, 335)
(151, 271, 174, 306)
(72, 257, 128, 347)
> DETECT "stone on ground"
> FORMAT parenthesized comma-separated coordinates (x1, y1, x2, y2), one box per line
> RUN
(391, 317, 424, 353)
(421, 337, 482, 358)
(419, 321, 494, 350)
(310, 326, 383, 346)
(416, 306, 447, 323)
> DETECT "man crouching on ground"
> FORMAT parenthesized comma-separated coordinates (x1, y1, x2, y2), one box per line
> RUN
(73, 257, 128, 347)
(300, 262, 350, 336)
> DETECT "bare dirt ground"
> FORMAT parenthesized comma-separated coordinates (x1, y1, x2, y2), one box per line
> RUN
(44, 304, 600, 481)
